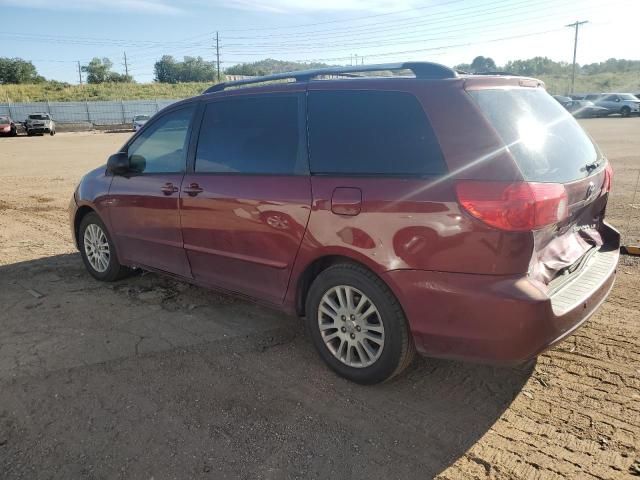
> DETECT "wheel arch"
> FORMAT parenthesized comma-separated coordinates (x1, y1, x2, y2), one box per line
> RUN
(294, 254, 388, 317)
(73, 205, 97, 249)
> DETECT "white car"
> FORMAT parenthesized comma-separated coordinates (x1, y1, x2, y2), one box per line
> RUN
(132, 115, 151, 132)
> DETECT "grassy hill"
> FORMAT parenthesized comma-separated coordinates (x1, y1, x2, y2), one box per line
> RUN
(1, 71, 639, 103)
(0, 82, 212, 103)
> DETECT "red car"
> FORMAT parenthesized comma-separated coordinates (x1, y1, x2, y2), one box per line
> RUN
(0, 115, 18, 136)
(70, 62, 619, 384)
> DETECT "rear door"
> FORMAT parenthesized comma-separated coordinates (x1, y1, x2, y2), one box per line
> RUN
(180, 92, 311, 305)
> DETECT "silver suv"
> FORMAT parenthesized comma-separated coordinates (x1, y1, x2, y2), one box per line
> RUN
(585, 93, 640, 117)
(25, 113, 56, 136)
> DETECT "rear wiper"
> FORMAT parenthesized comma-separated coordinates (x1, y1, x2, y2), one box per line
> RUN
(584, 159, 602, 173)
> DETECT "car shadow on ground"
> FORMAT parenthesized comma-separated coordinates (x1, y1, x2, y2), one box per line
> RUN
(0, 254, 533, 479)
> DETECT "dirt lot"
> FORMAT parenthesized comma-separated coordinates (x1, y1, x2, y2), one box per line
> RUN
(0, 121, 639, 479)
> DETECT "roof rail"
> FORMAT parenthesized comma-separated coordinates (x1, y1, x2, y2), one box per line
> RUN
(468, 71, 518, 76)
(203, 62, 457, 94)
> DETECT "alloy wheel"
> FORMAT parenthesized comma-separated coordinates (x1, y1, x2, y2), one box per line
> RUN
(317, 285, 385, 368)
(83, 223, 110, 273)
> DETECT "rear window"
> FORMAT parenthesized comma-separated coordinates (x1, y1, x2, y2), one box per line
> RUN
(468, 88, 598, 183)
(308, 90, 446, 176)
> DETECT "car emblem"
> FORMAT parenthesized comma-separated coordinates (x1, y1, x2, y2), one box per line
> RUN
(585, 182, 596, 200)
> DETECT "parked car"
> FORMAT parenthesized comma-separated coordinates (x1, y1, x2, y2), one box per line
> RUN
(25, 113, 56, 136)
(132, 114, 151, 132)
(0, 115, 17, 137)
(566, 100, 609, 118)
(552, 95, 572, 107)
(585, 93, 640, 117)
(69, 62, 619, 384)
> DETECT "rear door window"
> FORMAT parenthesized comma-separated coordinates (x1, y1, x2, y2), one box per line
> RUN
(195, 95, 304, 175)
(468, 88, 599, 183)
(308, 90, 446, 176)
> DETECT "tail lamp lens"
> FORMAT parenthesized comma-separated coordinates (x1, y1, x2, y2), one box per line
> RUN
(456, 181, 568, 231)
(604, 162, 613, 193)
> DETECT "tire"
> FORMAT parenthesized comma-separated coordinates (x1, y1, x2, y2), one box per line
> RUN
(50, 129, 55, 136)
(621, 106, 631, 117)
(305, 263, 415, 384)
(78, 212, 130, 282)
(26, 129, 33, 136)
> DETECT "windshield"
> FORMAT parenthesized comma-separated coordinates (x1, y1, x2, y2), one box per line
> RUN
(134, 115, 150, 121)
(0, 117, 10, 125)
(469, 88, 598, 183)
(619, 94, 639, 101)
(29, 114, 50, 120)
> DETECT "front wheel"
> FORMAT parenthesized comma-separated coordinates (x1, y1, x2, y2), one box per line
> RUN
(621, 106, 631, 117)
(49, 129, 55, 136)
(78, 212, 130, 281)
(305, 263, 415, 384)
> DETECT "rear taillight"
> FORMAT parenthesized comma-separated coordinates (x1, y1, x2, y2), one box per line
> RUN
(604, 162, 613, 193)
(456, 181, 568, 231)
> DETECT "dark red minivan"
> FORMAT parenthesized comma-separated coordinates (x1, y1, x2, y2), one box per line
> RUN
(70, 62, 619, 384)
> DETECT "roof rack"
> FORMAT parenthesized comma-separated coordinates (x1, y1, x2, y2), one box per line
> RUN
(203, 62, 457, 94)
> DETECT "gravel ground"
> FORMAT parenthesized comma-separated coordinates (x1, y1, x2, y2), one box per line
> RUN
(0, 120, 639, 479)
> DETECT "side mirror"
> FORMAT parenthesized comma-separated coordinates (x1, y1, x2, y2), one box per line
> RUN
(106, 152, 130, 175)
(615, 98, 621, 102)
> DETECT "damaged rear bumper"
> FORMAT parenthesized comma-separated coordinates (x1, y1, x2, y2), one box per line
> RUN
(383, 223, 620, 365)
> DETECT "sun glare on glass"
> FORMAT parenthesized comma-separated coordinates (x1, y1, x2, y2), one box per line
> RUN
(517, 117, 547, 151)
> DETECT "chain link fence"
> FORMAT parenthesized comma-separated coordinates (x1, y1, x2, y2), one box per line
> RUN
(0, 99, 181, 125)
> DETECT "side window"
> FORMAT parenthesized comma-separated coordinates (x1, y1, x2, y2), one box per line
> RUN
(195, 95, 302, 175)
(127, 106, 194, 174)
(308, 90, 446, 176)
(602, 95, 618, 102)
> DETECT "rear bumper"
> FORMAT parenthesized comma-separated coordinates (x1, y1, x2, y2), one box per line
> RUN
(383, 225, 620, 365)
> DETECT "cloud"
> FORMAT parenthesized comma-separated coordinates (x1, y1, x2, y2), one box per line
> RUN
(0, 0, 183, 14)
(215, 0, 421, 14)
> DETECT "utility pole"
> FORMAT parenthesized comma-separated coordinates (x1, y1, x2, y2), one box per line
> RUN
(215, 31, 220, 82)
(123, 51, 129, 77)
(566, 20, 588, 94)
(77, 61, 83, 85)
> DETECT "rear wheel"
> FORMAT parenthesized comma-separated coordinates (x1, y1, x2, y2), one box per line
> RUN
(305, 263, 415, 384)
(78, 212, 130, 281)
(621, 106, 631, 117)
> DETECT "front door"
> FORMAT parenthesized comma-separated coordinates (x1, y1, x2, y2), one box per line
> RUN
(180, 93, 311, 305)
(108, 105, 196, 277)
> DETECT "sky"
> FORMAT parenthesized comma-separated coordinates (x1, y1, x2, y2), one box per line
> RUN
(1, 0, 639, 84)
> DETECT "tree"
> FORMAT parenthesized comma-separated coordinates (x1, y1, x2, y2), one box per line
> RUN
(469, 56, 497, 73)
(82, 57, 133, 84)
(154, 55, 217, 83)
(0, 57, 45, 84)
(225, 58, 330, 77)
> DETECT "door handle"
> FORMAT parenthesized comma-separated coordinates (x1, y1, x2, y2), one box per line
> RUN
(183, 183, 203, 197)
(161, 182, 179, 195)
